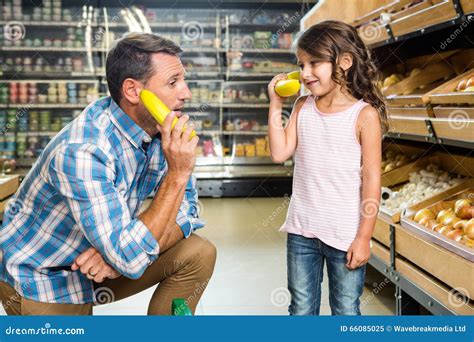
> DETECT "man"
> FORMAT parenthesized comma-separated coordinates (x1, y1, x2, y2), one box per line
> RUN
(0, 33, 216, 315)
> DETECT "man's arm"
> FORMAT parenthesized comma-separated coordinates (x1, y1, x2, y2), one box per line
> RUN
(51, 113, 198, 280)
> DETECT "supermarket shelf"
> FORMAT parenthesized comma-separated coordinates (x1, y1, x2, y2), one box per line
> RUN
(197, 130, 221, 135)
(227, 72, 277, 78)
(0, 20, 89, 27)
(222, 103, 292, 109)
(0, 103, 87, 109)
(230, 48, 294, 54)
(183, 71, 221, 78)
(17, 131, 59, 137)
(186, 103, 221, 109)
(196, 156, 279, 166)
(0, 46, 104, 52)
(194, 164, 293, 178)
(107, 22, 217, 29)
(223, 131, 267, 136)
(1, 79, 97, 84)
(0, 71, 102, 78)
(228, 22, 298, 30)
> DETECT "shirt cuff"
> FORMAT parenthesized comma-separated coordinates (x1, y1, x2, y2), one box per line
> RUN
(127, 219, 160, 263)
(176, 210, 205, 238)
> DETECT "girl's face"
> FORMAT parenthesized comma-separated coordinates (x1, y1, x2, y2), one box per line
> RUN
(296, 49, 336, 97)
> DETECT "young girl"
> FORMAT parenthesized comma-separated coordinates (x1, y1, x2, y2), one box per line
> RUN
(268, 20, 388, 316)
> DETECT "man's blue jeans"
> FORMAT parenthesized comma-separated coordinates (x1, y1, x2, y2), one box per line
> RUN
(287, 233, 366, 315)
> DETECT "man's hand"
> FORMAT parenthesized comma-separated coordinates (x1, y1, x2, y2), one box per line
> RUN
(72, 247, 121, 283)
(346, 236, 371, 270)
(158, 111, 199, 180)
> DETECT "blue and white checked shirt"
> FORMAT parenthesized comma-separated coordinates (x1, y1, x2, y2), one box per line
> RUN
(0, 96, 204, 304)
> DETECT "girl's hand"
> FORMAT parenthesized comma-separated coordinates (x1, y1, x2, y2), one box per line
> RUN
(346, 237, 371, 270)
(268, 73, 288, 105)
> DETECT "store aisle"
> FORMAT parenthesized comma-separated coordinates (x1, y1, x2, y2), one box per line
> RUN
(93, 197, 395, 316)
(0, 197, 395, 316)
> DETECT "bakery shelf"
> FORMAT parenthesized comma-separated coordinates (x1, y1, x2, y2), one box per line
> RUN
(430, 118, 474, 143)
(395, 222, 474, 300)
(433, 106, 474, 118)
(390, 0, 460, 38)
(387, 116, 432, 138)
(461, 0, 474, 14)
(379, 152, 474, 223)
(387, 106, 433, 118)
(428, 69, 474, 105)
(394, 255, 474, 315)
(400, 186, 474, 261)
(372, 217, 392, 248)
(357, 21, 390, 46)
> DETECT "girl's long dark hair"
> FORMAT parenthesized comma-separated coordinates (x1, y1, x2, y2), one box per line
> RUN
(297, 20, 389, 133)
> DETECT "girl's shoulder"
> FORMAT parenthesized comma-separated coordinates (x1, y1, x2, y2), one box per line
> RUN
(292, 95, 311, 115)
(358, 103, 380, 124)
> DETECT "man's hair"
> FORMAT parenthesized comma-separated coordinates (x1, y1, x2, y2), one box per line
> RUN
(106, 32, 182, 104)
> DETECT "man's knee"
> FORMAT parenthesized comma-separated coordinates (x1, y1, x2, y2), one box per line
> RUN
(192, 235, 217, 271)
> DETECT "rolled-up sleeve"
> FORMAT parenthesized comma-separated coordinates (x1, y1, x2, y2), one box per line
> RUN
(49, 143, 159, 279)
(176, 175, 205, 238)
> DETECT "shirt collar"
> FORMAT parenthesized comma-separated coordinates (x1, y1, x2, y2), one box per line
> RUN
(108, 97, 152, 149)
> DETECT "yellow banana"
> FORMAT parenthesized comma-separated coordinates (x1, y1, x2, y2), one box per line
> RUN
(140, 89, 196, 139)
(287, 71, 300, 80)
(275, 71, 301, 97)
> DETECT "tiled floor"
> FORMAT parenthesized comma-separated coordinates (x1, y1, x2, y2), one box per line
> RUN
(1, 197, 395, 316)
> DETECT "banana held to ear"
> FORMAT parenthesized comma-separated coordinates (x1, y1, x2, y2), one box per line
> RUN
(140, 89, 197, 139)
(274, 71, 301, 97)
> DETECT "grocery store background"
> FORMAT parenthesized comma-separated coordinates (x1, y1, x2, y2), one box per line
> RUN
(0, 0, 473, 315)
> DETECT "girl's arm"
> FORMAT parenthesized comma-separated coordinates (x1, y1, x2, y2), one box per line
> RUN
(267, 74, 305, 163)
(346, 105, 382, 270)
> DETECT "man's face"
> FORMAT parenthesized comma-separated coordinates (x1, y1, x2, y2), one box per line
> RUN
(144, 53, 192, 112)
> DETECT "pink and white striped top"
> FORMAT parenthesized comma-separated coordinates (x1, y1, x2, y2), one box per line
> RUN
(280, 95, 369, 251)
